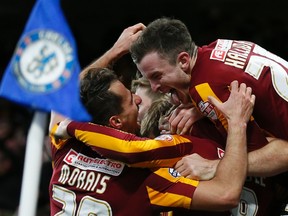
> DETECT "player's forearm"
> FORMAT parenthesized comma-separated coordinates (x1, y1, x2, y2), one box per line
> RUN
(191, 81, 252, 210)
(214, 121, 248, 206)
(192, 121, 248, 211)
(66, 121, 191, 167)
(247, 138, 288, 177)
(80, 47, 124, 79)
(199, 137, 288, 178)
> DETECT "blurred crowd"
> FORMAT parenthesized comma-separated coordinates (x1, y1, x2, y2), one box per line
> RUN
(0, 98, 51, 216)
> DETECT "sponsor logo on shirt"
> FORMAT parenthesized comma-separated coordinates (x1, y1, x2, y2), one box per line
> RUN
(210, 39, 232, 62)
(198, 100, 218, 120)
(64, 149, 124, 176)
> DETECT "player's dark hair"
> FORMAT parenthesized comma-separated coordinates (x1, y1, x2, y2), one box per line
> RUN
(130, 17, 196, 65)
(80, 68, 123, 126)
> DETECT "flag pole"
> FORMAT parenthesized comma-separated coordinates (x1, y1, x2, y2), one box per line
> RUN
(18, 111, 48, 216)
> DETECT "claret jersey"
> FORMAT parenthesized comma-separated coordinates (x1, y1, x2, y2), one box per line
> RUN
(49, 121, 230, 215)
(188, 39, 288, 215)
(190, 39, 288, 145)
(50, 121, 279, 215)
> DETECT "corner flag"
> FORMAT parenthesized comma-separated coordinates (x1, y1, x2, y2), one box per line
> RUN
(0, 0, 91, 121)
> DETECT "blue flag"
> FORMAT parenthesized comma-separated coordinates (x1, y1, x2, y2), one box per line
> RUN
(0, 0, 91, 121)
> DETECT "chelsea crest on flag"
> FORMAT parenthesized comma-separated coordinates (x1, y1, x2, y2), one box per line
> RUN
(0, 0, 91, 121)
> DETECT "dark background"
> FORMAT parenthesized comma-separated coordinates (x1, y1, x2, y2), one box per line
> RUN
(1, 0, 288, 79)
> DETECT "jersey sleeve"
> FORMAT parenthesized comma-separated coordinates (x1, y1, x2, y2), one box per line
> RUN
(146, 168, 198, 209)
(63, 121, 195, 168)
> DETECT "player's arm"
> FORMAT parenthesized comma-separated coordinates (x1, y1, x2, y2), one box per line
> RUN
(80, 23, 145, 79)
(176, 136, 288, 180)
(247, 137, 288, 176)
(51, 120, 193, 168)
(190, 81, 253, 210)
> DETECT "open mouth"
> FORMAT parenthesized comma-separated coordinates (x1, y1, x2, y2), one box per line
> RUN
(170, 89, 181, 105)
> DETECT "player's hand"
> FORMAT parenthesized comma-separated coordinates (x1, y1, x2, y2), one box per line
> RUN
(52, 118, 72, 139)
(174, 153, 219, 180)
(112, 23, 146, 56)
(165, 103, 203, 135)
(208, 80, 255, 125)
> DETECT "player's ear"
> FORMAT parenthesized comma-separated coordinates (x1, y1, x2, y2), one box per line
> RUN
(177, 52, 190, 70)
(109, 115, 123, 129)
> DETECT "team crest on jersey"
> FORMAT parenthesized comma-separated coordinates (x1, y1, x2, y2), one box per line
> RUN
(168, 168, 181, 178)
(210, 39, 232, 62)
(198, 100, 218, 120)
(64, 149, 125, 176)
(13, 30, 74, 93)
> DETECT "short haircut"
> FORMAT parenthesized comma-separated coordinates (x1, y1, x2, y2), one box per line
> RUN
(80, 67, 123, 126)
